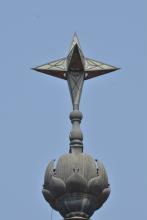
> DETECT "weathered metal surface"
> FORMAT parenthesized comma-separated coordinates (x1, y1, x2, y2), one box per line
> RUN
(33, 33, 118, 80)
(33, 33, 119, 110)
(67, 72, 84, 110)
(42, 154, 110, 218)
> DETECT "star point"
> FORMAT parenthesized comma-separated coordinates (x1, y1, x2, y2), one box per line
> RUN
(69, 33, 81, 51)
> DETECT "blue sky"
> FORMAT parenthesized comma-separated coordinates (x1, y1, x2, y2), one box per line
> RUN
(0, 0, 146, 220)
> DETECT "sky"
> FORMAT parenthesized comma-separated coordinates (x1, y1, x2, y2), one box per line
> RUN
(0, 0, 146, 220)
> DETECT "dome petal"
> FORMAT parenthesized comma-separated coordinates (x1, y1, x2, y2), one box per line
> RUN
(97, 160, 109, 187)
(88, 176, 104, 196)
(49, 176, 66, 197)
(44, 160, 55, 187)
(66, 172, 87, 193)
(42, 189, 58, 211)
(95, 187, 111, 209)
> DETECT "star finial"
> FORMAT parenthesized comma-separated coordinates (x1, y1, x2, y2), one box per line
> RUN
(32, 34, 119, 109)
(32, 33, 119, 80)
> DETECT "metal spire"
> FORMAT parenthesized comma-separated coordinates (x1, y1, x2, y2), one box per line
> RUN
(33, 34, 118, 219)
(32, 34, 119, 153)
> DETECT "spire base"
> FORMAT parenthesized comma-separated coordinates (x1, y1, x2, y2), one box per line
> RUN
(64, 217, 89, 220)
(69, 110, 83, 153)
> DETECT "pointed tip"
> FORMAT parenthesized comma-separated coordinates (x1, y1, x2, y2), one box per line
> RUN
(113, 67, 121, 71)
(73, 31, 78, 39)
(107, 66, 120, 72)
(69, 32, 81, 52)
(31, 67, 43, 73)
(108, 67, 120, 74)
(31, 67, 38, 71)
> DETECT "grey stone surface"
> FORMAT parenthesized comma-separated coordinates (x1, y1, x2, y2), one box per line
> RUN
(42, 153, 110, 218)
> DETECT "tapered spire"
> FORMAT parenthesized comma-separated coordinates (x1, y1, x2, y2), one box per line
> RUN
(33, 34, 119, 220)
(32, 34, 119, 152)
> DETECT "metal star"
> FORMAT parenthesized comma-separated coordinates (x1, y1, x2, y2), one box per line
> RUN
(32, 33, 119, 110)
(33, 33, 119, 80)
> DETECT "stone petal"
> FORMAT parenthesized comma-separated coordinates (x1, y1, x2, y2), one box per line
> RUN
(97, 160, 109, 187)
(56, 153, 97, 182)
(49, 176, 66, 197)
(44, 160, 55, 187)
(42, 189, 55, 204)
(88, 176, 104, 196)
(42, 189, 58, 211)
(95, 187, 111, 209)
(66, 172, 87, 193)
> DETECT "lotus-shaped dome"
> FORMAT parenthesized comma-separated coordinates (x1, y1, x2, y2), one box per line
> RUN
(42, 152, 110, 219)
